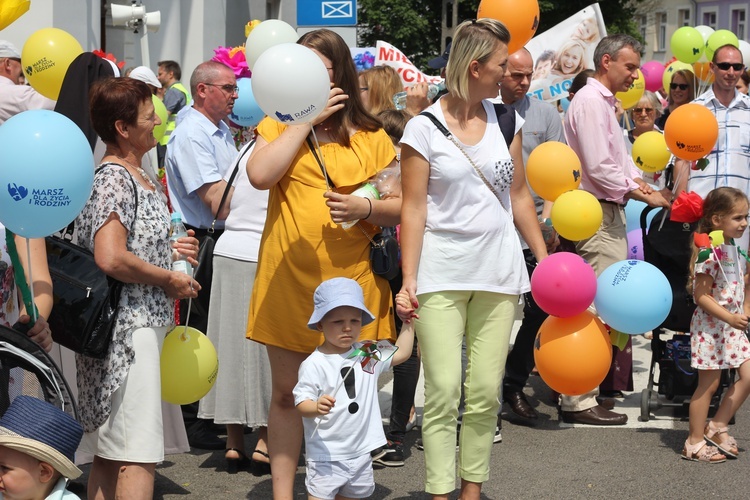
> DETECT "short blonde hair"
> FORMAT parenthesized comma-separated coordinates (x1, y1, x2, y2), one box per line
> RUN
(360, 65, 403, 115)
(446, 18, 510, 102)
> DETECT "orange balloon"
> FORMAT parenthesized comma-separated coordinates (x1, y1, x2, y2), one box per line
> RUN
(692, 61, 714, 83)
(526, 142, 582, 201)
(477, 0, 540, 54)
(534, 311, 612, 396)
(663, 103, 719, 161)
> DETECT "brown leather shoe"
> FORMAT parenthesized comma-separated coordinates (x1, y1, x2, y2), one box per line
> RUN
(504, 391, 538, 419)
(596, 396, 616, 410)
(561, 404, 628, 425)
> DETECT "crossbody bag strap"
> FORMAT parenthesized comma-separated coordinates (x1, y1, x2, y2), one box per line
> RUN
(419, 111, 508, 212)
(209, 138, 257, 234)
(96, 163, 139, 233)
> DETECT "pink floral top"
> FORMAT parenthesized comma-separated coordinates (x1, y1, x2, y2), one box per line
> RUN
(690, 244, 750, 369)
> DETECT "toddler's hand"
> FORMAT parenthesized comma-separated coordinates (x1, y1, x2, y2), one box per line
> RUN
(317, 394, 335, 415)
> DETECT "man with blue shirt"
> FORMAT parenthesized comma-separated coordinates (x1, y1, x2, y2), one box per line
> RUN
(165, 60, 238, 450)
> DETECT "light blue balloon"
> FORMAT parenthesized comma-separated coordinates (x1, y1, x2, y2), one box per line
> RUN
(625, 199, 657, 232)
(0, 110, 94, 238)
(594, 260, 672, 334)
(228, 77, 265, 128)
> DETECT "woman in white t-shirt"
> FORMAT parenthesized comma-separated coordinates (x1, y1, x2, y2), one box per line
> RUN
(398, 19, 547, 499)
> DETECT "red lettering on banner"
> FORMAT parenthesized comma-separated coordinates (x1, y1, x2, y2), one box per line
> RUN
(379, 47, 395, 61)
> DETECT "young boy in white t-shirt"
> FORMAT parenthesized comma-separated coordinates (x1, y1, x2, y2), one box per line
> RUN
(293, 277, 415, 500)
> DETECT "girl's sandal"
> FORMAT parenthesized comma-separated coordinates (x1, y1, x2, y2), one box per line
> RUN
(704, 422, 739, 458)
(681, 440, 726, 463)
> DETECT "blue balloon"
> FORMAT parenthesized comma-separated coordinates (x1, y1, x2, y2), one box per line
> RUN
(624, 199, 657, 232)
(594, 260, 672, 334)
(228, 77, 265, 128)
(0, 110, 94, 238)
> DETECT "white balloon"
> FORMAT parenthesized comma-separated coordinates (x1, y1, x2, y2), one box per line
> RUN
(739, 40, 750, 70)
(694, 25, 714, 44)
(252, 43, 331, 125)
(246, 20, 299, 71)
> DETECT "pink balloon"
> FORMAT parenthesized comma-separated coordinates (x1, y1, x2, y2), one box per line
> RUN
(531, 252, 597, 318)
(641, 61, 666, 92)
(627, 229, 644, 260)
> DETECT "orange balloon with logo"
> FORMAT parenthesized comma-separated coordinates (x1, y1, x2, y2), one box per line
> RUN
(534, 311, 612, 396)
(526, 142, 582, 201)
(477, 0, 540, 54)
(663, 103, 719, 161)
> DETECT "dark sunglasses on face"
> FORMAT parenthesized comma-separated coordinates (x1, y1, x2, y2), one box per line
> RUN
(670, 83, 688, 90)
(715, 62, 745, 71)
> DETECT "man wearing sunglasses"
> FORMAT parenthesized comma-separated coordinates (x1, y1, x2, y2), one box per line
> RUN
(0, 39, 55, 125)
(674, 44, 750, 246)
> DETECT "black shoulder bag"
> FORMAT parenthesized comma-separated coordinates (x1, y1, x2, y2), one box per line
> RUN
(305, 137, 400, 281)
(45, 164, 138, 358)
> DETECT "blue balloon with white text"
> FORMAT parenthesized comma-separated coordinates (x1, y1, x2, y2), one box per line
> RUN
(0, 110, 94, 237)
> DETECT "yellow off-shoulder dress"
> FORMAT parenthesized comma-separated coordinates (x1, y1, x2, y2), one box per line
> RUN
(246, 117, 397, 353)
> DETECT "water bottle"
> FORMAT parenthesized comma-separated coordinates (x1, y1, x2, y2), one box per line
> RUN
(169, 212, 192, 276)
(340, 183, 381, 229)
(393, 81, 446, 110)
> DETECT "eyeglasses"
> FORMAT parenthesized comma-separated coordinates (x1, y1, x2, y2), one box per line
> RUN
(715, 62, 745, 72)
(670, 83, 688, 90)
(203, 83, 239, 94)
(633, 107, 654, 115)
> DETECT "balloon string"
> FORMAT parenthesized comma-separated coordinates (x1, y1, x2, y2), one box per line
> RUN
(25, 238, 38, 323)
(309, 126, 331, 191)
(181, 267, 195, 341)
(710, 246, 749, 341)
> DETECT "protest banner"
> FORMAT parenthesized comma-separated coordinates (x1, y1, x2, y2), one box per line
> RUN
(374, 40, 442, 88)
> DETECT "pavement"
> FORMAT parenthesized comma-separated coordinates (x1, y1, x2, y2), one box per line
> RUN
(71, 325, 750, 499)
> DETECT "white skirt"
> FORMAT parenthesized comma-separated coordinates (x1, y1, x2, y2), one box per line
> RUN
(78, 326, 188, 463)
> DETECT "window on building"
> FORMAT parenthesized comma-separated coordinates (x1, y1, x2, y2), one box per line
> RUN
(703, 11, 717, 29)
(639, 15, 648, 42)
(266, 1, 279, 19)
(678, 8, 691, 27)
(657, 12, 668, 51)
(732, 8, 746, 40)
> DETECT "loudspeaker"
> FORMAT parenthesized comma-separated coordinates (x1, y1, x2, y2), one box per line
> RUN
(110, 3, 160, 32)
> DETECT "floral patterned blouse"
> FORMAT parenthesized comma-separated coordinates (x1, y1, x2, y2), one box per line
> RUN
(73, 163, 173, 432)
(690, 244, 750, 370)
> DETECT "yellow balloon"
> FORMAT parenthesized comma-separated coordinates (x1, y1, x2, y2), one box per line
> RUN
(21, 28, 84, 100)
(662, 60, 693, 94)
(526, 142, 582, 202)
(152, 95, 168, 141)
(616, 69, 645, 110)
(631, 131, 671, 173)
(551, 190, 603, 241)
(0, 0, 30, 31)
(161, 326, 218, 405)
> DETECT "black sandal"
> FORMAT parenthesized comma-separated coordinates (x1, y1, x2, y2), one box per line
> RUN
(225, 448, 250, 474)
(251, 449, 272, 476)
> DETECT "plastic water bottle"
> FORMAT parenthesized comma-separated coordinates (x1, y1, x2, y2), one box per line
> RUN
(393, 81, 446, 110)
(340, 183, 381, 229)
(169, 212, 192, 276)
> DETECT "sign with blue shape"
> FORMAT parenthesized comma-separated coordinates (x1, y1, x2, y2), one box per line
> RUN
(297, 0, 357, 27)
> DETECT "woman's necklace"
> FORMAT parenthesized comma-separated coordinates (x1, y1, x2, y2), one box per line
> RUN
(109, 154, 157, 190)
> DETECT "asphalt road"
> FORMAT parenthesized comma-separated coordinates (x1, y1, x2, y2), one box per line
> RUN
(72, 333, 750, 499)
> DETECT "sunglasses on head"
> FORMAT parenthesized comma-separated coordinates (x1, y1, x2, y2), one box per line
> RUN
(715, 62, 745, 71)
(670, 83, 688, 90)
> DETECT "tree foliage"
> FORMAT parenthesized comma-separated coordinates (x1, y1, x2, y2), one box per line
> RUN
(357, 0, 645, 72)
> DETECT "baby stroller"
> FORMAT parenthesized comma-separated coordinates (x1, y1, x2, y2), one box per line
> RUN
(638, 206, 734, 421)
(0, 324, 78, 420)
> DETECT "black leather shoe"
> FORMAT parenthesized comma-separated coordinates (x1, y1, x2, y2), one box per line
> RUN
(561, 404, 628, 425)
(504, 391, 538, 419)
(187, 421, 226, 450)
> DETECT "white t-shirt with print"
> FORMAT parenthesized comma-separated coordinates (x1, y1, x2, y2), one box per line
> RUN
(400, 99, 530, 296)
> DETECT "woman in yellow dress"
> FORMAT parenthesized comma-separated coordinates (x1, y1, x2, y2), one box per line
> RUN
(245, 29, 400, 499)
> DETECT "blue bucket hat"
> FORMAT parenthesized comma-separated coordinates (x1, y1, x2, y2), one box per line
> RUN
(307, 277, 376, 329)
(0, 396, 83, 479)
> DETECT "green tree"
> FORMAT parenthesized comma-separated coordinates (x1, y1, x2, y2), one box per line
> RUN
(357, 0, 645, 72)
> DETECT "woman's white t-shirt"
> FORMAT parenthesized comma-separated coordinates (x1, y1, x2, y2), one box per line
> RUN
(400, 99, 529, 296)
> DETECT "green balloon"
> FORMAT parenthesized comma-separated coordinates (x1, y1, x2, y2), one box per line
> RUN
(705, 29, 739, 61)
(152, 95, 168, 141)
(671, 26, 704, 63)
